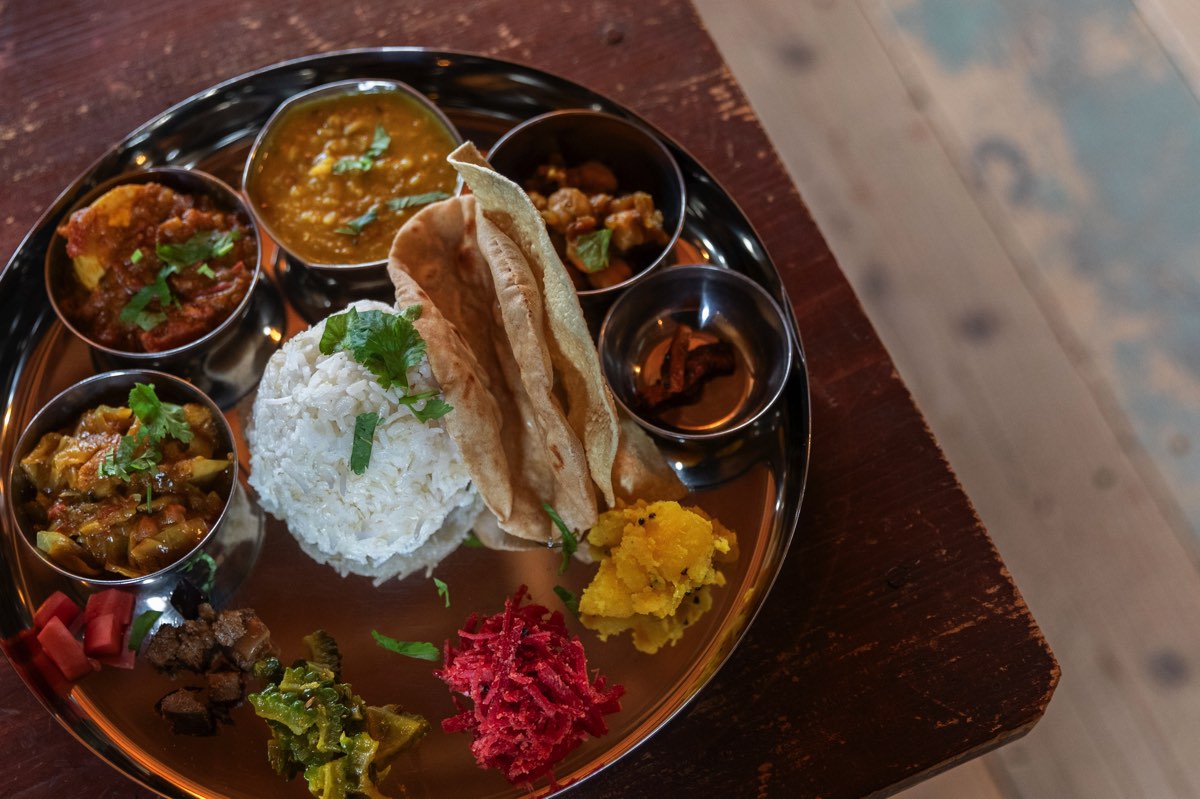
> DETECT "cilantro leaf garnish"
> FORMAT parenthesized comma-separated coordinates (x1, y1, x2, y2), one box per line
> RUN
(553, 586, 580, 617)
(128, 610, 163, 651)
(433, 577, 450, 608)
(371, 630, 439, 661)
(335, 205, 379, 236)
(156, 229, 242, 270)
(196, 264, 216, 279)
(350, 411, 379, 475)
(321, 306, 453, 472)
(574, 229, 612, 273)
(129, 382, 193, 445)
(320, 306, 425, 391)
(333, 125, 391, 174)
(97, 430, 160, 480)
(462, 531, 484, 549)
(119, 264, 178, 331)
(543, 503, 579, 574)
(99, 383, 194, 482)
(386, 191, 452, 212)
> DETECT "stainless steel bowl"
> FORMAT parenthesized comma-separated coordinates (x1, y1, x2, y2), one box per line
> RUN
(6, 370, 261, 596)
(45, 167, 283, 408)
(242, 78, 464, 321)
(486, 109, 686, 303)
(599, 264, 793, 442)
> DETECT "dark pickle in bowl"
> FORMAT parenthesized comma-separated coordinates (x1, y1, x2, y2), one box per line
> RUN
(15, 380, 234, 580)
(54, 180, 256, 354)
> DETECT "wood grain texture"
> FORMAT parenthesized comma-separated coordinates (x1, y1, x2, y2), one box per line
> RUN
(0, 1, 1056, 797)
(690, 0, 1200, 796)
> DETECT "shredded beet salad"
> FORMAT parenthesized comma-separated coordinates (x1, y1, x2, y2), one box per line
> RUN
(436, 585, 625, 786)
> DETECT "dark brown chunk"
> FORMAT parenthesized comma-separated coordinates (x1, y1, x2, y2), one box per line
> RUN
(205, 671, 244, 705)
(156, 688, 214, 736)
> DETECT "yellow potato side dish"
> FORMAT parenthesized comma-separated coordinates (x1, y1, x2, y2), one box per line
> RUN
(579, 499, 738, 654)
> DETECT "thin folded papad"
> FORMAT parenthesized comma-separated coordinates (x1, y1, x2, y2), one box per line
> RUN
(387, 143, 682, 547)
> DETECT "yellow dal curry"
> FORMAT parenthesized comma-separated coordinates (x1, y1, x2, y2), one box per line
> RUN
(252, 90, 458, 265)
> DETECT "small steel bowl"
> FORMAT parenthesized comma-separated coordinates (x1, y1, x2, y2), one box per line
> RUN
(599, 264, 793, 442)
(45, 167, 282, 408)
(486, 109, 686, 302)
(242, 79, 464, 320)
(6, 370, 258, 593)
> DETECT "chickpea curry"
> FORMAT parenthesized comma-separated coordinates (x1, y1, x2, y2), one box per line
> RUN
(525, 159, 670, 290)
(57, 182, 255, 353)
(251, 89, 459, 265)
(20, 383, 233, 579)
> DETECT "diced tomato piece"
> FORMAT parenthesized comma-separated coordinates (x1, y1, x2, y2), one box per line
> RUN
(33, 591, 81, 631)
(83, 612, 123, 657)
(29, 647, 72, 695)
(36, 617, 95, 682)
(84, 588, 135, 627)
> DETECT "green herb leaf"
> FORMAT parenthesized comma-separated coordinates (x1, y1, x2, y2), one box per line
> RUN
(119, 264, 177, 331)
(97, 430, 160, 481)
(196, 264, 216, 279)
(332, 125, 390, 173)
(574, 228, 612, 273)
(350, 411, 379, 475)
(371, 630, 439, 661)
(386, 191, 452, 212)
(543, 503, 579, 575)
(156, 229, 242, 270)
(553, 586, 580, 617)
(335, 204, 379, 236)
(130, 248, 144, 264)
(462, 531, 484, 549)
(128, 382, 193, 445)
(397, 391, 453, 422)
(433, 577, 450, 608)
(320, 306, 426, 392)
(128, 610, 163, 651)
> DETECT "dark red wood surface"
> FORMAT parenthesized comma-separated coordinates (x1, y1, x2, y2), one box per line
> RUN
(0, 1, 1057, 797)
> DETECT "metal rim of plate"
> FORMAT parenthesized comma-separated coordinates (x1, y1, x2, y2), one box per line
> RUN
(0, 48, 811, 799)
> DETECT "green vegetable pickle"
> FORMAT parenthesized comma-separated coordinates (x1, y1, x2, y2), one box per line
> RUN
(248, 632, 429, 798)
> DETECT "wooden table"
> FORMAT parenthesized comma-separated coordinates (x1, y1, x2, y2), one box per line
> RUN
(0, 1, 1058, 796)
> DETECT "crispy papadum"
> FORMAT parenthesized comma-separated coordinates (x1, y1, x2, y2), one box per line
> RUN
(449, 142, 620, 507)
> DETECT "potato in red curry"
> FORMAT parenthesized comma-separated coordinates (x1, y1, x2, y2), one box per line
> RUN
(56, 182, 255, 353)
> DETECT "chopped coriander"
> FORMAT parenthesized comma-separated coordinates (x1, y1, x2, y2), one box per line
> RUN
(386, 191, 451, 212)
(128, 382, 193, 445)
(320, 305, 426, 392)
(462, 531, 484, 548)
(119, 264, 177, 331)
(350, 411, 379, 475)
(130, 248, 144, 264)
(371, 630, 439, 661)
(574, 228, 613, 273)
(333, 125, 391, 174)
(97, 430, 159, 480)
(433, 577, 450, 608)
(335, 204, 379, 236)
(553, 586, 580, 617)
(543, 503, 579, 575)
(196, 264, 216, 279)
(156, 229, 242, 270)
(320, 306, 453, 471)
(128, 610, 163, 651)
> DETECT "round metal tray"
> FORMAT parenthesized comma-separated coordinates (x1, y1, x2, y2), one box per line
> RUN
(0, 48, 810, 799)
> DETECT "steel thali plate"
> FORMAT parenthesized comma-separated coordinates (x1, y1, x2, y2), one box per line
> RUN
(0, 48, 811, 799)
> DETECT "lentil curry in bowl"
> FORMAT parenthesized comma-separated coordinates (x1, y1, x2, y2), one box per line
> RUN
(244, 79, 462, 269)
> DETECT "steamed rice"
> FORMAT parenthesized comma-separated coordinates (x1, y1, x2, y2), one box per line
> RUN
(247, 299, 480, 583)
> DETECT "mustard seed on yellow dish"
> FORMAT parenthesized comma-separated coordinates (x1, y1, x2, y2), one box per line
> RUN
(579, 500, 738, 654)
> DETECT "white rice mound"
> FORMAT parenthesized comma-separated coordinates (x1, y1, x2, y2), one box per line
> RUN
(247, 299, 481, 584)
